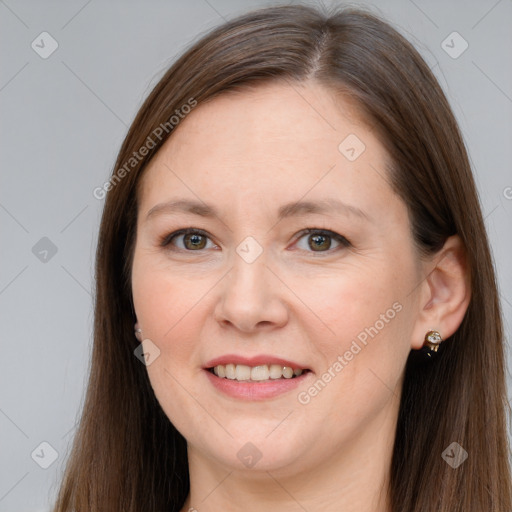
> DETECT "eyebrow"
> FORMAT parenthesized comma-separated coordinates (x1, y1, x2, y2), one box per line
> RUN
(145, 198, 371, 223)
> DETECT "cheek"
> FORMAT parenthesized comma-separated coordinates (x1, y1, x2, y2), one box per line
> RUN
(303, 260, 411, 349)
(131, 256, 210, 413)
(300, 261, 415, 406)
(131, 262, 209, 437)
(132, 254, 207, 349)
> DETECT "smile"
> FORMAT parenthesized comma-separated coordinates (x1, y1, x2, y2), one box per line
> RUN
(209, 363, 308, 381)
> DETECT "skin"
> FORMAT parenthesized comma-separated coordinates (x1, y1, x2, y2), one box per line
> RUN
(131, 80, 470, 512)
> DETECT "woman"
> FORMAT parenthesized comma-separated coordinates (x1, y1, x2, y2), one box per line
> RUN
(52, 4, 512, 511)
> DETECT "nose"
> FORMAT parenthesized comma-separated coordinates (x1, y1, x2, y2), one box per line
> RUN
(213, 253, 289, 333)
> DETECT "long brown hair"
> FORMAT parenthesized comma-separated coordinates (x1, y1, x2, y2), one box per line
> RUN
(52, 4, 512, 511)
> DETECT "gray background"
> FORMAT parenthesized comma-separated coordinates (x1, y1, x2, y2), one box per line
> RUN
(1, 0, 511, 510)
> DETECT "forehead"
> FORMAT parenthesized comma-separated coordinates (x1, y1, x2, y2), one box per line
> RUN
(138, 80, 395, 220)
(154, 81, 369, 165)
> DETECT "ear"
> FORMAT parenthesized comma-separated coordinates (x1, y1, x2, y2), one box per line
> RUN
(410, 235, 471, 350)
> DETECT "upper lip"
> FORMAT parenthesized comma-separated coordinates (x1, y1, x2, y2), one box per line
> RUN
(204, 354, 309, 370)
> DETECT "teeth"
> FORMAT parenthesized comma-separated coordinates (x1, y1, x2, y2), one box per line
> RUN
(282, 366, 293, 379)
(211, 364, 306, 381)
(225, 363, 236, 379)
(269, 364, 283, 379)
(235, 364, 251, 381)
(251, 365, 269, 381)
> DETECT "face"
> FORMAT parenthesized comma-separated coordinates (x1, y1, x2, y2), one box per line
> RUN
(131, 81, 425, 477)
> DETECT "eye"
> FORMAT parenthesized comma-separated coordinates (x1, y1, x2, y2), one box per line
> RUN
(293, 228, 351, 255)
(159, 228, 217, 251)
(159, 227, 351, 254)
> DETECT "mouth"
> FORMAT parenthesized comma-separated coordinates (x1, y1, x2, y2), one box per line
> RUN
(207, 363, 311, 382)
(203, 356, 313, 400)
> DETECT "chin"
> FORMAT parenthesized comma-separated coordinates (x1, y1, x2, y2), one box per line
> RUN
(189, 424, 314, 474)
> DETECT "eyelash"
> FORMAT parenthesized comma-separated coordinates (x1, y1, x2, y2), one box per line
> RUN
(158, 227, 352, 256)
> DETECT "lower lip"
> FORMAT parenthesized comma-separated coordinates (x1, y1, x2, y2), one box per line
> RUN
(204, 369, 311, 400)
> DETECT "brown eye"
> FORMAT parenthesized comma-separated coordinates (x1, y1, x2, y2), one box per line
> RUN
(308, 233, 331, 251)
(183, 232, 207, 250)
(160, 227, 350, 255)
(160, 229, 214, 251)
(295, 228, 351, 254)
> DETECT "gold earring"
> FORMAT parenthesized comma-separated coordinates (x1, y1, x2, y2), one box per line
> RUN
(423, 329, 443, 357)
